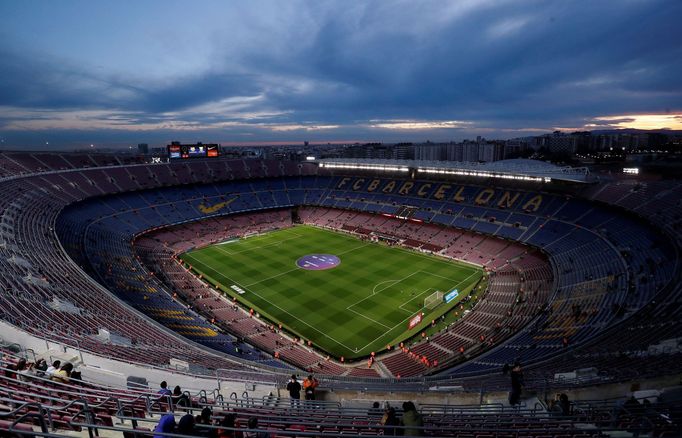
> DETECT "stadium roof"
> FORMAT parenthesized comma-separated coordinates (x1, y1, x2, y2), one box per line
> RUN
(316, 158, 591, 183)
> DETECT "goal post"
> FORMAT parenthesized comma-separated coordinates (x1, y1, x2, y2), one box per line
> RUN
(424, 291, 444, 310)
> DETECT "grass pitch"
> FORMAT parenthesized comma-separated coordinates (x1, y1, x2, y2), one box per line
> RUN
(180, 225, 483, 360)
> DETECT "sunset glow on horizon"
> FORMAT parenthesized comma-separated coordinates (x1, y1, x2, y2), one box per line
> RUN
(590, 114, 682, 131)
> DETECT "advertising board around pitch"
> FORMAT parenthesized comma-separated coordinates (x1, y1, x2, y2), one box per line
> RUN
(444, 289, 459, 303)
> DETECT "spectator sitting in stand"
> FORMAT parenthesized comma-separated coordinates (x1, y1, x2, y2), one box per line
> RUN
(195, 407, 213, 437)
(45, 360, 60, 377)
(70, 368, 83, 383)
(173, 385, 191, 408)
(5, 358, 32, 381)
(549, 393, 571, 417)
(243, 417, 269, 438)
(612, 395, 643, 428)
(177, 413, 197, 436)
(153, 414, 176, 438)
(558, 393, 571, 416)
(217, 413, 241, 438)
(51, 362, 73, 384)
(33, 358, 48, 377)
(196, 406, 212, 424)
(158, 380, 172, 396)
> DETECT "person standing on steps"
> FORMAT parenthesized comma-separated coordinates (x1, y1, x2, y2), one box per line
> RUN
(508, 360, 524, 406)
(286, 374, 301, 408)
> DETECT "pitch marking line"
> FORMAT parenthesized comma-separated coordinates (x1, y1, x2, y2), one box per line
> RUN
(215, 233, 304, 256)
(346, 268, 473, 328)
(347, 307, 392, 330)
(372, 279, 400, 294)
(244, 242, 370, 287)
(337, 242, 373, 255)
(398, 287, 435, 312)
(353, 269, 483, 354)
(355, 309, 427, 353)
(422, 270, 467, 282)
(390, 244, 483, 271)
(184, 228, 485, 356)
(197, 236, 373, 345)
(347, 270, 423, 311)
(182, 253, 358, 352)
(244, 267, 299, 287)
(189, 251, 482, 355)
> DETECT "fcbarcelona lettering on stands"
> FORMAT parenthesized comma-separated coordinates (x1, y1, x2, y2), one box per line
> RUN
(336, 177, 544, 212)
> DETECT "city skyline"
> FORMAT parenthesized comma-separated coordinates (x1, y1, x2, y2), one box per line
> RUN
(1, 0, 681, 149)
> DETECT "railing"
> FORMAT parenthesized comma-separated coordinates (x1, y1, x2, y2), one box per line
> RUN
(1, 364, 679, 438)
(0, 402, 49, 435)
(6, 337, 679, 398)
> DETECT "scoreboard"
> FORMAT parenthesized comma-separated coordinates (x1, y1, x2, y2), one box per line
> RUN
(167, 143, 219, 160)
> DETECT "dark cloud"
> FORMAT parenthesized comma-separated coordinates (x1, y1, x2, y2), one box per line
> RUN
(1, 0, 681, 148)
(0, 46, 260, 114)
(0, 48, 126, 109)
(137, 72, 262, 113)
(259, 0, 682, 122)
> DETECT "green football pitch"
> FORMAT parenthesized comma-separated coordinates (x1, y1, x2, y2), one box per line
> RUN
(180, 225, 484, 360)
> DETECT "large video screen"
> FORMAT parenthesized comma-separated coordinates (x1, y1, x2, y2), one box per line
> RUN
(187, 145, 206, 157)
(167, 143, 219, 159)
(168, 144, 181, 159)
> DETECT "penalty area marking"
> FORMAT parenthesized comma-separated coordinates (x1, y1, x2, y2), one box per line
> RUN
(372, 279, 400, 294)
(346, 268, 483, 354)
(348, 270, 423, 311)
(346, 307, 392, 330)
(398, 287, 436, 312)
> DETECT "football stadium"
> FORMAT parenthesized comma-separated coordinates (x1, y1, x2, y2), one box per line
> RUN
(0, 151, 681, 436)
(2, 1, 682, 435)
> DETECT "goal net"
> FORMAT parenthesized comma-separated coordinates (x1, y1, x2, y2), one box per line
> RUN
(424, 291, 444, 310)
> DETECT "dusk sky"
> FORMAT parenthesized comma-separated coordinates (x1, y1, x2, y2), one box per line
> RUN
(1, 0, 681, 150)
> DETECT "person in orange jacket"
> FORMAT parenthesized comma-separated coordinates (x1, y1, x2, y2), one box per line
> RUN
(303, 374, 319, 401)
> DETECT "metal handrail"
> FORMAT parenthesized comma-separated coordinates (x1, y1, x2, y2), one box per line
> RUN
(1, 378, 677, 438)
(0, 364, 156, 402)
(0, 402, 50, 434)
(98, 409, 650, 438)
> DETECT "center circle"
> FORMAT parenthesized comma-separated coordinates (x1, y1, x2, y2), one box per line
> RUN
(296, 254, 341, 271)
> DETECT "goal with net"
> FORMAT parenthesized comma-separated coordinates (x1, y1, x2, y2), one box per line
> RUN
(424, 291, 444, 310)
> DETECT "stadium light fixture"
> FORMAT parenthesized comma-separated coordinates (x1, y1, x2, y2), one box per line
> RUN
(417, 167, 550, 183)
(320, 162, 410, 172)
